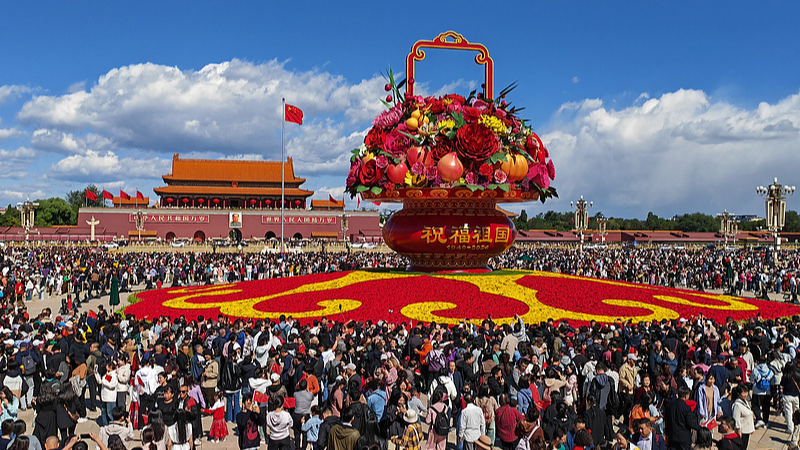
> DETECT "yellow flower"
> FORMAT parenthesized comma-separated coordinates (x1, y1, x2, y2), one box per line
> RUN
(362, 151, 376, 163)
(478, 115, 506, 134)
(404, 171, 427, 187)
(437, 119, 456, 133)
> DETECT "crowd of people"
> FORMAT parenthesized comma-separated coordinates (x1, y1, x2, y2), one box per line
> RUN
(1, 243, 798, 307)
(0, 243, 798, 450)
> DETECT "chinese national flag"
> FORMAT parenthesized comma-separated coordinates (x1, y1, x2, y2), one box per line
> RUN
(136, 191, 144, 200)
(85, 189, 98, 201)
(329, 194, 337, 204)
(285, 104, 303, 125)
(120, 190, 131, 200)
(102, 190, 114, 200)
(253, 391, 270, 404)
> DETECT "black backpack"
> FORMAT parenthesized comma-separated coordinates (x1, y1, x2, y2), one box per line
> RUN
(325, 359, 342, 385)
(432, 404, 450, 436)
(96, 354, 108, 376)
(21, 354, 36, 375)
(219, 361, 242, 391)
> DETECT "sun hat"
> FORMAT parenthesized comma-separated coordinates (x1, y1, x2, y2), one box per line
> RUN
(475, 435, 492, 450)
(403, 409, 418, 423)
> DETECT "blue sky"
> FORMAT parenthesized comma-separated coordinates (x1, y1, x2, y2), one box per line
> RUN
(1, 1, 799, 218)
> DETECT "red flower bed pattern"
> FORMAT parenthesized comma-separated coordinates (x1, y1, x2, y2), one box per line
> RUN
(125, 270, 800, 325)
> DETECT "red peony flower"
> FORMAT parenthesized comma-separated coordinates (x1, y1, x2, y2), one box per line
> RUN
(411, 161, 425, 175)
(462, 106, 482, 123)
(431, 136, 456, 161)
(456, 123, 499, 162)
(443, 93, 466, 105)
(464, 172, 478, 185)
(364, 127, 387, 150)
(358, 159, 384, 186)
(427, 99, 446, 114)
(478, 163, 493, 178)
(383, 130, 411, 157)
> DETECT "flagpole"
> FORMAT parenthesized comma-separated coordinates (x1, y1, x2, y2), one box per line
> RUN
(281, 98, 286, 255)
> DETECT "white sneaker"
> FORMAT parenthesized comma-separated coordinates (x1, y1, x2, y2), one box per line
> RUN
(78, 418, 89, 423)
(755, 420, 765, 429)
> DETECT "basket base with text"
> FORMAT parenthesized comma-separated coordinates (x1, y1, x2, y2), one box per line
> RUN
(124, 270, 800, 325)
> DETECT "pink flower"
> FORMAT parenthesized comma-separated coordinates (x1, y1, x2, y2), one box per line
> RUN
(527, 163, 550, 190)
(447, 102, 464, 115)
(411, 161, 425, 175)
(424, 166, 438, 180)
(494, 169, 508, 184)
(346, 159, 362, 187)
(373, 106, 403, 128)
(376, 155, 389, 169)
(471, 99, 491, 112)
(465, 172, 478, 185)
(383, 130, 411, 157)
(547, 160, 556, 180)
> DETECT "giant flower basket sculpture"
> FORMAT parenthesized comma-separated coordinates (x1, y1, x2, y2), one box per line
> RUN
(347, 32, 557, 271)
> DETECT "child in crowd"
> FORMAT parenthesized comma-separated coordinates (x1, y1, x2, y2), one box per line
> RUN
(203, 391, 228, 443)
(301, 406, 323, 450)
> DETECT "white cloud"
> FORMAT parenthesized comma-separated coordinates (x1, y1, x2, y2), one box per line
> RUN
(544, 88, 800, 217)
(572, 76, 580, 84)
(0, 146, 36, 160)
(30, 129, 116, 155)
(0, 128, 24, 141)
(0, 189, 46, 201)
(285, 123, 366, 176)
(18, 59, 385, 158)
(0, 85, 31, 105)
(48, 150, 170, 182)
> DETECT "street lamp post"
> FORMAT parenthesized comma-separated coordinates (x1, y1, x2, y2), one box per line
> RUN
(597, 214, 608, 244)
(756, 178, 795, 255)
(718, 210, 738, 247)
(16, 198, 39, 242)
(570, 196, 592, 252)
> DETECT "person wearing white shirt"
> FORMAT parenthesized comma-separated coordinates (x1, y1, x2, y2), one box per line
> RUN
(458, 393, 485, 450)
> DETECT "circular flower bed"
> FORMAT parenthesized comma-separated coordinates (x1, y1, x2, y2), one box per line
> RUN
(124, 270, 800, 325)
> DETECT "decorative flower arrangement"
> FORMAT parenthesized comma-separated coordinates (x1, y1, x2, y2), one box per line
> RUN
(346, 72, 558, 202)
(125, 270, 797, 325)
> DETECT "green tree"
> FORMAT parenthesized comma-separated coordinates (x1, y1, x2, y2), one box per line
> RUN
(65, 184, 103, 214)
(34, 198, 77, 226)
(784, 210, 800, 232)
(0, 206, 21, 227)
(674, 212, 719, 232)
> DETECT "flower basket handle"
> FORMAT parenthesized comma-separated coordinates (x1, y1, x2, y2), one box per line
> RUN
(406, 31, 494, 100)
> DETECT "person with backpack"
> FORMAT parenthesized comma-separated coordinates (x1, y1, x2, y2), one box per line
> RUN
(14, 341, 39, 411)
(426, 387, 450, 450)
(588, 362, 617, 433)
(426, 342, 447, 390)
(475, 385, 499, 447)
(515, 406, 544, 450)
(219, 346, 243, 423)
(751, 355, 773, 428)
(85, 342, 102, 412)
